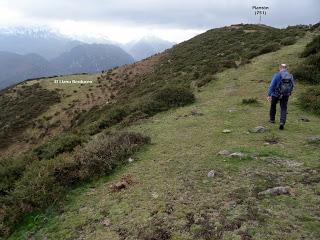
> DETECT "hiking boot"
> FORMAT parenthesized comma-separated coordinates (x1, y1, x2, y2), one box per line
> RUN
(269, 120, 275, 124)
(279, 124, 284, 130)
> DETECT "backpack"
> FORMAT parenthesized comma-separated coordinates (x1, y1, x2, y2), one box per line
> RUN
(278, 72, 294, 96)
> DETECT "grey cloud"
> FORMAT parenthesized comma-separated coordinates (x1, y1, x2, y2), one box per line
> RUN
(4, 0, 320, 29)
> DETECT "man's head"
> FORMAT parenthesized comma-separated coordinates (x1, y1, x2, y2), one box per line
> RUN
(279, 63, 287, 71)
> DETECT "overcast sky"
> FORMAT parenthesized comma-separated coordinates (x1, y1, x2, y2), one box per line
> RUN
(0, 0, 319, 43)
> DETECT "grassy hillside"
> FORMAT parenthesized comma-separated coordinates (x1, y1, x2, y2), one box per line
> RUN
(4, 30, 320, 239)
(1, 24, 319, 239)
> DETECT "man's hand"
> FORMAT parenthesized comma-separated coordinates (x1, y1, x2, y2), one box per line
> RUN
(267, 96, 272, 102)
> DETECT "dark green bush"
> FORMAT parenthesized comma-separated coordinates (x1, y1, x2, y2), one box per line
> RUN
(299, 86, 320, 115)
(293, 35, 320, 84)
(281, 36, 297, 46)
(141, 87, 195, 115)
(75, 132, 150, 179)
(97, 107, 128, 130)
(196, 75, 216, 88)
(0, 132, 150, 237)
(246, 50, 260, 59)
(259, 42, 281, 54)
(34, 133, 85, 160)
(300, 35, 320, 57)
(293, 60, 320, 84)
(0, 154, 37, 196)
(242, 98, 259, 105)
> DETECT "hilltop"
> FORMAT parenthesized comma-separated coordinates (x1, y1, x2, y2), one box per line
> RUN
(0, 24, 319, 239)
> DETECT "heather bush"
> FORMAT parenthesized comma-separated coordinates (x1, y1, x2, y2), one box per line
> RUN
(34, 133, 85, 160)
(259, 42, 281, 54)
(0, 132, 150, 237)
(299, 86, 320, 115)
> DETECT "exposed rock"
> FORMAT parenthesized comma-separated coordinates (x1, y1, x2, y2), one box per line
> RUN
(299, 117, 310, 122)
(191, 109, 204, 116)
(218, 150, 250, 159)
(218, 150, 231, 156)
(102, 218, 111, 227)
(264, 140, 278, 145)
(222, 129, 232, 133)
(152, 192, 159, 199)
(306, 136, 320, 144)
(110, 175, 134, 192)
(258, 186, 291, 196)
(128, 157, 134, 163)
(249, 126, 267, 133)
(228, 108, 237, 113)
(229, 152, 248, 158)
(207, 170, 216, 178)
(260, 156, 302, 167)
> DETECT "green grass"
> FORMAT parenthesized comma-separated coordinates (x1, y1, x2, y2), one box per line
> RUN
(8, 34, 320, 240)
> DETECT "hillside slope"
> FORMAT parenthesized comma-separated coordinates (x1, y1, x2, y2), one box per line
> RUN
(9, 34, 320, 239)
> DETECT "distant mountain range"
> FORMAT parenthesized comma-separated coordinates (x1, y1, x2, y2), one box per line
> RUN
(0, 44, 134, 90)
(0, 27, 175, 89)
(0, 52, 52, 89)
(51, 44, 134, 75)
(0, 27, 82, 60)
(124, 36, 175, 61)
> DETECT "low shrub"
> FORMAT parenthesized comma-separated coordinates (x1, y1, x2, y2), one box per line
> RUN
(34, 133, 86, 160)
(293, 60, 320, 84)
(293, 35, 320, 84)
(141, 87, 195, 115)
(242, 98, 259, 105)
(298, 86, 320, 115)
(75, 132, 150, 179)
(300, 35, 320, 57)
(0, 132, 150, 237)
(259, 42, 281, 54)
(196, 75, 216, 88)
(97, 107, 128, 130)
(280, 36, 297, 46)
(0, 154, 37, 196)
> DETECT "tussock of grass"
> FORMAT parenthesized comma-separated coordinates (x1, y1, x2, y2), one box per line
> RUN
(242, 97, 259, 105)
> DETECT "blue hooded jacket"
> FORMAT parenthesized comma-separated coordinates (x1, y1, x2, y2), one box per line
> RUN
(268, 70, 294, 97)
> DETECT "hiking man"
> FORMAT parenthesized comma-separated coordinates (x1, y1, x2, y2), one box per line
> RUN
(267, 64, 294, 130)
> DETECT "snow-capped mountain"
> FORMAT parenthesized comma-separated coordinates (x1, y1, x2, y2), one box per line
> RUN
(0, 26, 82, 60)
(123, 36, 175, 61)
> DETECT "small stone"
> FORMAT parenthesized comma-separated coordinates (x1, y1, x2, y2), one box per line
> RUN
(249, 126, 267, 133)
(306, 136, 320, 144)
(102, 218, 111, 227)
(229, 152, 247, 158)
(228, 108, 237, 113)
(191, 109, 204, 116)
(207, 170, 215, 178)
(152, 193, 159, 199)
(258, 186, 291, 196)
(128, 157, 134, 163)
(260, 156, 302, 167)
(222, 129, 232, 133)
(299, 117, 310, 122)
(218, 150, 231, 156)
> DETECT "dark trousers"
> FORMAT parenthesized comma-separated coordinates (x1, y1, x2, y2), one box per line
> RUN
(269, 95, 289, 124)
